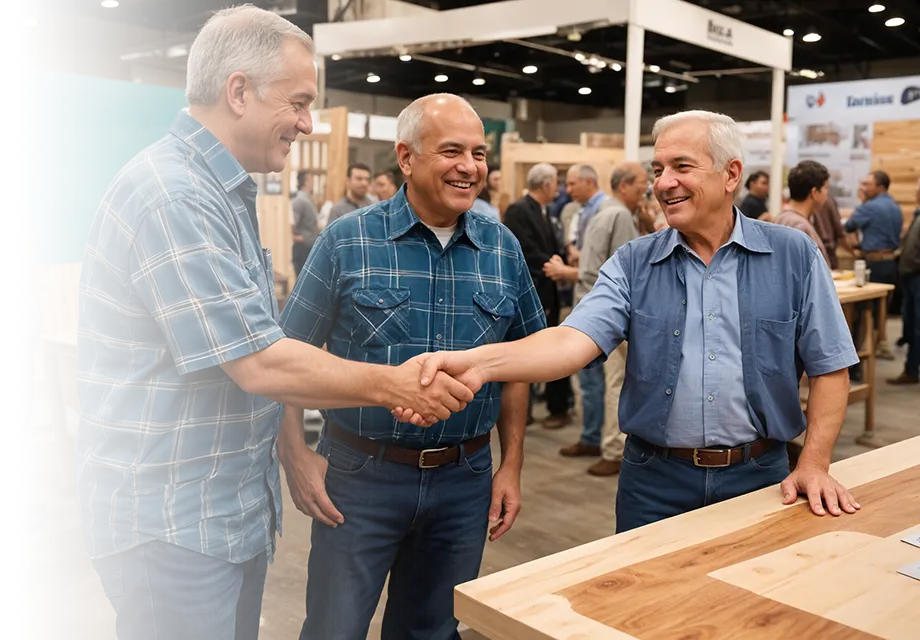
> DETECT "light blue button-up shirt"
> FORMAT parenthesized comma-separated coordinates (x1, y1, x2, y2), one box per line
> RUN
(575, 190, 609, 249)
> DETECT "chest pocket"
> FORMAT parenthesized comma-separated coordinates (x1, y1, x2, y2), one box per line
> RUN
(351, 288, 411, 347)
(755, 313, 799, 377)
(626, 311, 669, 382)
(472, 292, 516, 345)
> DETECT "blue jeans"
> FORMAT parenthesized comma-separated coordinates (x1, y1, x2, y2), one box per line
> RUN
(91, 540, 268, 640)
(578, 365, 606, 446)
(301, 435, 493, 640)
(615, 436, 790, 533)
(903, 273, 920, 376)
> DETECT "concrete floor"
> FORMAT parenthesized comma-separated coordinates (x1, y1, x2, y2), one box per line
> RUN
(40, 321, 919, 640)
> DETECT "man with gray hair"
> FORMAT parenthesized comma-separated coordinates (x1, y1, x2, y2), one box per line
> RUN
(278, 93, 544, 639)
(503, 162, 573, 429)
(399, 109, 863, 533)
(76, 8, 474, 639)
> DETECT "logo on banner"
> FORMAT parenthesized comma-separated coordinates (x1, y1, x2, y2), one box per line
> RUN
(902, 86, 920, 105)
(707, 19, 733, 46)
(846, 94, 894, 107)
(806, 92, 826, 108)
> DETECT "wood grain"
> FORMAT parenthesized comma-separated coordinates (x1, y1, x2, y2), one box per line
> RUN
(870, 119, 920, 229)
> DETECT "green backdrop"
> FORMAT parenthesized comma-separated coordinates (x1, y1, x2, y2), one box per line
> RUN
(16, 68, 187, 264)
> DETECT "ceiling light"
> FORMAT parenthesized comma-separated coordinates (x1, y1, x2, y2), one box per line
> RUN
(799, 69, 819, 79)
(648, 64, 660, 73)
(330, 54, 342, 61)
(399, 54, 412, 62)
(578, 87, 592, 95)
(596, 61, 607, 69)
(434, 74, 448, 82)
(472, 77, 486, 86)
(522, 65, 538, 74)
(574, 52, 586, 62)
(587, 66, 602, 74)
(783, 28, 794, 36)
(885, 17, 905, 27)
(366, 73, 380, 83)
(567, 31, 582, 42)
(868, 4, 886, 13)
(100, 0, 119, 7)
(166, 45, 188, 58)
(802, 32, 821, 42)
(612, 63, 622, 72)
(664, 85, 677, 94)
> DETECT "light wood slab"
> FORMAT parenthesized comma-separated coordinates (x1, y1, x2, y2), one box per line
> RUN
(455, 436, 920, 639)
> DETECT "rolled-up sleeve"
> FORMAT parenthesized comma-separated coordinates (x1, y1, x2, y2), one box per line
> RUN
(129, 199, 284, 375)
(563, 250, 631, 358)
(797, 246, 860, 376)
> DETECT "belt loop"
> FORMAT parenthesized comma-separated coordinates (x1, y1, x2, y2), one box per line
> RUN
(457, 443, 467, 466)
(742, 443, 752, 463)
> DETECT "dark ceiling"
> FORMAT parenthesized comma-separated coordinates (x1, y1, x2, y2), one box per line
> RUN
(65, 0, 920, 109)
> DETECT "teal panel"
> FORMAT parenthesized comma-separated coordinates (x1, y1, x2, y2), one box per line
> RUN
(16, 68, 187, 264)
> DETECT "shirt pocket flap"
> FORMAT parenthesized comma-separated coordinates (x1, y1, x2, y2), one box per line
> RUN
(473, 292, 516, 319)
(352, 288, 410, 309)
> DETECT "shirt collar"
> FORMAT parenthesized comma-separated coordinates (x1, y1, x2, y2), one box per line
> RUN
(583, 190, 607, 212)
(650, 207, 772, 264)
(169, 109, 253, 194)
(385, 185, 485, 250)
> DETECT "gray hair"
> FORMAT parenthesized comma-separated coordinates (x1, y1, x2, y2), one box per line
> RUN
(395, 93, 476, 153)
(568, 163, 598, 184)
(526, 163, 557, 191)
(186, 4, 315, 106)
(651, 110, 744, 170)
(611, 162, 644, 191)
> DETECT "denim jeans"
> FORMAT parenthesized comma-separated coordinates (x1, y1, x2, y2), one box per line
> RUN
(301, 434, 493, 640)
(578, 365, 606, 446)
(615, 436, 790, 533)
(903, 273, 920, 376)
(91, 540, 268, 640)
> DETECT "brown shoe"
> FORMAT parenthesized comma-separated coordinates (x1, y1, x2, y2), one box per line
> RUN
(559, 442, 601, 457)
(16, 500, 48, 516)
(543, 413, 572, 430)
(16, 513, 45, 531)
(887, 372, 919, 385)
(587, 458, 622, 476)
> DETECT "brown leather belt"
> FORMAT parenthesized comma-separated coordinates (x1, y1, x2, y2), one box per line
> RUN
(648, 438, 776, 467)
(326, 422, 491, 469)
(863, 250, 896, 261)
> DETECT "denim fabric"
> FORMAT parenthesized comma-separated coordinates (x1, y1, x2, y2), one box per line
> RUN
(578, 365, 605, 446)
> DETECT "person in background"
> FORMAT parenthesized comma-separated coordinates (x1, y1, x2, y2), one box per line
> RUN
(740, 170, 770, 220)
(371, 169, 399, 201)
(487, 166, 502, 209)
(327, 162, 374, 225)
(845, 170, 903, 361)
(16, 207, 47, 531)
(292, 169, 319, 276)
(888, 177, 920, 385)
(775, 160, 831, 267)
(812, 195, 852, 270)
(470, 179, 501, 220)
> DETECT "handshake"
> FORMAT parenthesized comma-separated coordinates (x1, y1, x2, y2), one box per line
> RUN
(386, 351, 484, 427)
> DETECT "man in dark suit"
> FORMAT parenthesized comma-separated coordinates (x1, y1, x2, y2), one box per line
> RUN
(503, 162, 572, 428)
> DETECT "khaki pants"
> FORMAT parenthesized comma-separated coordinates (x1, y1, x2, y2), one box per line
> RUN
(571, 343, 628, 461)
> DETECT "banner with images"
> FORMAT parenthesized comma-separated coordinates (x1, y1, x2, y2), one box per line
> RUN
(786, 75, 920, 210)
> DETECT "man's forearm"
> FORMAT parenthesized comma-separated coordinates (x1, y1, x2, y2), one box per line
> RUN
(801, 369, 850, 468)
(476, 327, 601, 384)
(495, 382, 528, 471)
(278, 405, 307, 464)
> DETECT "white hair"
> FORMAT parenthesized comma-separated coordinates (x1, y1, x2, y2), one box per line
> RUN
(651, 110, 744, 170)
(527, 163, 557, 191)
(186, 4, 315, 106)
(567, 163, 598, 184)
(395, 93, 476, 153)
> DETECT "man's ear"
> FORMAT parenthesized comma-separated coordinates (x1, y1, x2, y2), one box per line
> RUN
(225, 72, 249, 117)
(396, 141, 413, 178)
(725, 158, 743, 196)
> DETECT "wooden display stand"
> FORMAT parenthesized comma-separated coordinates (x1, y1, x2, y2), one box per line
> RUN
(871, 119, 920, 231)
(456, 436, 920, 639)
(498, 134, 625, 214)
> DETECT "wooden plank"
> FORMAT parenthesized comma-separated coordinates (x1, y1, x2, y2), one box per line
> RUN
(455, 436, 920, 640)
(870, 119, 920, 229)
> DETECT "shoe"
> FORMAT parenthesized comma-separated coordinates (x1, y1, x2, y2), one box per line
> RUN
(876, 350, 896, 361)
(16, 513, 45, 531)
(16, 500, 48, 516)
(886, 372, 919, 385)
(587, 458, 622, 476)
(559, 442, 601, 457)
(543, 413, 572, 430)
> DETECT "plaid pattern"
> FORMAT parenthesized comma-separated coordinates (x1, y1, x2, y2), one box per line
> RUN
(75, 110, 285, 562)
(279, 186, 546, 445)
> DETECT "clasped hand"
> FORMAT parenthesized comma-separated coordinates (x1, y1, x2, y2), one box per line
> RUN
(391, 351, 483, 426)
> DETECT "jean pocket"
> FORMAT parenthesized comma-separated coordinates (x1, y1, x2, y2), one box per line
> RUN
(92, 552, 126, 601)
(351, 288, 411, 347)
(323, 439, 372, 475)
(755, 314, 798, 377)
(463, 445, 493, 475)
(749, 443, 791, 472)
(622, 437, 657, 467)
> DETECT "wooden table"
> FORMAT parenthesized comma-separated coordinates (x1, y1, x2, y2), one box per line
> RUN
(456, 436, 920, 639)
(39, 331, 80, 491)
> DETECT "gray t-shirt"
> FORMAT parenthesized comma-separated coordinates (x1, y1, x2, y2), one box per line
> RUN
(575, 198, 638, 305)
(291, 190, 319, 248)
(327, 195, 374, 224)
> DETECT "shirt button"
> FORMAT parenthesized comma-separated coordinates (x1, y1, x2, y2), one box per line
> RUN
(707, 274, 712, 280)
(709, 353, 716, 361)
(438, 298, 444, 304)
(681, 299, 686, 305)
(673, 330, 680, 336)
(378, 298, 384, 305)
(707, 395, 714, 402)
(708, 312, 714, 320)
(436, 333, 442, 340)
(665, 388, 672, 395)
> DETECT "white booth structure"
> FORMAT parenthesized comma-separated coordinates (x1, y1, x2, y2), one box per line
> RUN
(313, 0, 793, 212)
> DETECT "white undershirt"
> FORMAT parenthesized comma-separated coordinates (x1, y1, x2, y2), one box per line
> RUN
(423, 222, 457, 249)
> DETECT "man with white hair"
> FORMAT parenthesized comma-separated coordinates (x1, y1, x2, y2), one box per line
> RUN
(278, 93, 544, 639)
(76, 8, 474, 639)
(396, 109, 863, 532)
(503, 162, 573, 428)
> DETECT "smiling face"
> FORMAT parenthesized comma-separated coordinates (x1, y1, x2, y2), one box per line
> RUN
(651, 120, 741, 233)
(397, 97, 488, 220)
(233, 38, 316, 174)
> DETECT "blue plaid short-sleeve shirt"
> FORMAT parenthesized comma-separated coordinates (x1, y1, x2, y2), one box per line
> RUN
(76, 110, 285, 563)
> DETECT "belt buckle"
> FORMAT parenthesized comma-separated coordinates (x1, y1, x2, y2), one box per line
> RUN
(418, 447, 448, 469)
(693, 448, 732, 468)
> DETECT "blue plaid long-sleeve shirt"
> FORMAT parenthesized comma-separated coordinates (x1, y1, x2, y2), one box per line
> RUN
(75, 110, 285, 563)
(279, 186, 547, 446)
